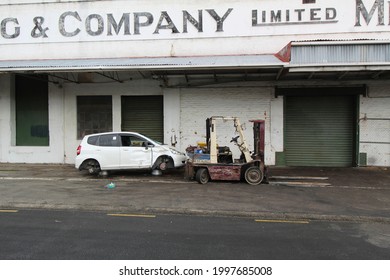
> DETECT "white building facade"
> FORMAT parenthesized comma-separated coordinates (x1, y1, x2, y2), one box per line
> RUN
(0, 0, 389, 167)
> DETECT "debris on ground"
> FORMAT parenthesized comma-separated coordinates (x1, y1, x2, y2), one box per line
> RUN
(104, 182, 116, 189)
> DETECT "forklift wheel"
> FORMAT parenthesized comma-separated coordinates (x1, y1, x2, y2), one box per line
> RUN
(244, 166, 263, 185)
(195, 168, 210, 184)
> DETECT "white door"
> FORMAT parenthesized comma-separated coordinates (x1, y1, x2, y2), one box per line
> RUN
(120, 134, 153, 168)
(96, 134, 121, 169)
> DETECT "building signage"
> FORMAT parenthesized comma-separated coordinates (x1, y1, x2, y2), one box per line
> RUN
(0, 0, 388, 43)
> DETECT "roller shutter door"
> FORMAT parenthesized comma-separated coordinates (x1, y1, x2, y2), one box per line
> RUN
(121, 96, 163, 142)
(285, 95, 356, 167)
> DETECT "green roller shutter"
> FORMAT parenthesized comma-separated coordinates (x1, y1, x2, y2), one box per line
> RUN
(121, 96, 163, 142)
(285, 94, 356, 167)
(15, 75, 49, 146)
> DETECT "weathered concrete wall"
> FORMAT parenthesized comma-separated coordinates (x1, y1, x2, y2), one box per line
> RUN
(0, 74, 65, 163)
(360, 85, 390, 166)
(0, 74, 11, 162)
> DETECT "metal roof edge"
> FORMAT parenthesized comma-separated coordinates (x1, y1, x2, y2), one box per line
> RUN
(291, 39, 390, 46)
(0, 54, 286, 73)
(288, 64, 390, 72)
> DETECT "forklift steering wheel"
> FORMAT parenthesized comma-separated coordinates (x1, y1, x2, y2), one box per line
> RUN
(230, 136, 240, 143)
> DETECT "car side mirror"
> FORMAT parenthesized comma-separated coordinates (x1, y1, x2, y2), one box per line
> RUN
(144, 142, 154, 150)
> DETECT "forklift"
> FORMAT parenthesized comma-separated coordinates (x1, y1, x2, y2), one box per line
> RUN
(185, 116, 267, 185)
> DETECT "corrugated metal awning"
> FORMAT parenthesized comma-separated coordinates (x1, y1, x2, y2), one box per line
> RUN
(281, 40, 390, 72)
(0, 54, 285, 72)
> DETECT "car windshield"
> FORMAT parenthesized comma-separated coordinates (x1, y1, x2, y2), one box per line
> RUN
(151, 139, 163, 145)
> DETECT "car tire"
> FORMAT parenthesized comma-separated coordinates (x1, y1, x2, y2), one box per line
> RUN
(86, 159, 101, 175)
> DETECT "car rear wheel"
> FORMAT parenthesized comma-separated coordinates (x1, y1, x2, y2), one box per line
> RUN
(195, 168, 210, 184)
(85, 159, 101, 175)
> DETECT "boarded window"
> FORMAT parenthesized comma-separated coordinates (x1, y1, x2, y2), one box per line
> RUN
(15, 75, 49, 146)
(77, 96, 112, 139)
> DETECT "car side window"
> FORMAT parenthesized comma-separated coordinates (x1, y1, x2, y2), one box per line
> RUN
(130, 136, 144, 147)
(87, 135, 99, 146)
(98, 134, 120, 147)
(121, 135, 131, 147)
(119, 134, 154, 147)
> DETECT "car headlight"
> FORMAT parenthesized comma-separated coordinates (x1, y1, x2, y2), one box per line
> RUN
(170, 148, 184, 155)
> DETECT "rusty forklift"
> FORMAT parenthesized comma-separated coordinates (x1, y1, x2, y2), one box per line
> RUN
(185, 116, 267, 185)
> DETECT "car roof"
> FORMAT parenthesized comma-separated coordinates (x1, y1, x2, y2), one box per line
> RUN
(83, 132, 158, 144)
(85, 132, 141, 137)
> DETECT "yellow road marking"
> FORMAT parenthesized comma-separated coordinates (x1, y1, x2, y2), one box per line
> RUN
(107, 213, 156, 218)
(255, 219, 309, 224)
(0, 210, 19, 213)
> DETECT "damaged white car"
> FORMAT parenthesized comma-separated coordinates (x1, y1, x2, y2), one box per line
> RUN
(75, 132, 186, 175)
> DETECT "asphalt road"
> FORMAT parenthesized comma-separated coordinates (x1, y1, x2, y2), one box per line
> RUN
(0, 209, 389, 260)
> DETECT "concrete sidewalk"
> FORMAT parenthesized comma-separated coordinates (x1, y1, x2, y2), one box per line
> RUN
(0, 163, 389, 222)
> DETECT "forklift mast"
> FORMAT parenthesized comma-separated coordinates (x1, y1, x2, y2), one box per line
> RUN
(250, 120, 265, 163)
(206, 116, 252, 164)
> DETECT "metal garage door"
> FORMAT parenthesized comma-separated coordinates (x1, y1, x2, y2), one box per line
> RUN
(121, 96, 163, 142)
(284, 93, 357, 167)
